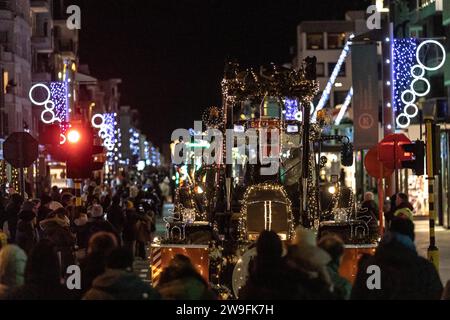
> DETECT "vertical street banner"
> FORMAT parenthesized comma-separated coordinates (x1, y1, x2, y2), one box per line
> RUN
(352, 43, 379, 150)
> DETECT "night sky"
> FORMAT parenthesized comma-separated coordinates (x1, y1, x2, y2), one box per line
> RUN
(76, 0, 370, 147)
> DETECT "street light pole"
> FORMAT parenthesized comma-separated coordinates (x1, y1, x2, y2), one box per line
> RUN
(382, 4, 396, 197)
(425, 118, 439, 270)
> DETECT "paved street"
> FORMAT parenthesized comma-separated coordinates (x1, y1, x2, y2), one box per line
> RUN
(415, 217, 450, 286)
(133, 203, 174, 284)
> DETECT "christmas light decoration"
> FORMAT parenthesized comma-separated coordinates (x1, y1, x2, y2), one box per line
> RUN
(0, 160, 6, 186)
(221, 62, 319, 105)
(313, 34, 354, 121)
(202, 106, 224, 129)
(395, 39, 446, 128)
(92, 113, 118, 151)
(239, 183, 294, 241)
(392, 38, 418, 113)
(49, 82, 69, 124)
(334, 87, 353, 125)
(129, 128, 140, 157)
(29, 82, 69, 144)
(284, 98, 299, 121)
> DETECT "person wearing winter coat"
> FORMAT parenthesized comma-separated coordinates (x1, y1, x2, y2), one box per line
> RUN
(239, 230, 291, 300)
(318, 234, 352, 300)
(393, 193, 414, 221)
(83, 247, 160, 300)
(0, 245, 27, 299)
(136, 210, 154, 259)
(351, 217, 443, 300)
(106, 195, 126, 237)
(71, 208, 90, 262)
(6, 239, 74, 300)
(2, 194, 24, 243)
(15, 210, 38, 255)
(122, 209, 139, 256)
(39, 208, 75, 274)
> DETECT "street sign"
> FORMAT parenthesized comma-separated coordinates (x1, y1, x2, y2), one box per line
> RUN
(3, 132, 39, 168)
(364, 146, 394, 179)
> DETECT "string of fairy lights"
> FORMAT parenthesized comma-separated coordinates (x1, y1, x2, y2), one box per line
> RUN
(238, 182, 295, 242)
(393, 38, 418, 114)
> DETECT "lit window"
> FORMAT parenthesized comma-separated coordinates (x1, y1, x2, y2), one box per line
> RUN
(307, 33, 324, 50)
(327, 33, 346, 49)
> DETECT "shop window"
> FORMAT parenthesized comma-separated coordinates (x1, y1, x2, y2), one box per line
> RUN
(307, 33, 324, 50)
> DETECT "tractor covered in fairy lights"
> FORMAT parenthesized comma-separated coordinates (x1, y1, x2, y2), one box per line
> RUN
(151, 59, 377, 299)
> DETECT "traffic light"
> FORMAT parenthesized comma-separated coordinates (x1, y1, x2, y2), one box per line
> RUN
(65, 125, 94, 179)
(341, 142, 354, 167)
(400, 140, 425, 176)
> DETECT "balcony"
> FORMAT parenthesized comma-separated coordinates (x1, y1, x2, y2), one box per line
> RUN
(30, 0, 50, 13)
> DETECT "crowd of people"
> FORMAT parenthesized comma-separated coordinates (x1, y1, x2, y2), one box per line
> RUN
(239, 217, 448, 300)
(1, 181, 450, 300)
(0, 178, 172, 300)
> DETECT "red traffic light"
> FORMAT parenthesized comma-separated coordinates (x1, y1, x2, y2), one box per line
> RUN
(67, 129, 81, 144)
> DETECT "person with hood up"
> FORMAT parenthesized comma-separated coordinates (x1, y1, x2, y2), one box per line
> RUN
(351, 217, 443, 300)
(39, 208, 75, 273)
(157, 254, 216, 300)
(0, 245, 27, 299)
(83, 247, 160, 300)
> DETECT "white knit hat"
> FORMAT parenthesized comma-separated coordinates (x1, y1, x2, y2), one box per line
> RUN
(48, 201, 63, 211)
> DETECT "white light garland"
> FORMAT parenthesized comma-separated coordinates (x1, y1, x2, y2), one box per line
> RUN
(312, 34, 354, 121)
(334, 87, 353, 125)
(29, 83, 61, 124)
(396, 39, 446, 128)
(91, 113, 117, 151)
